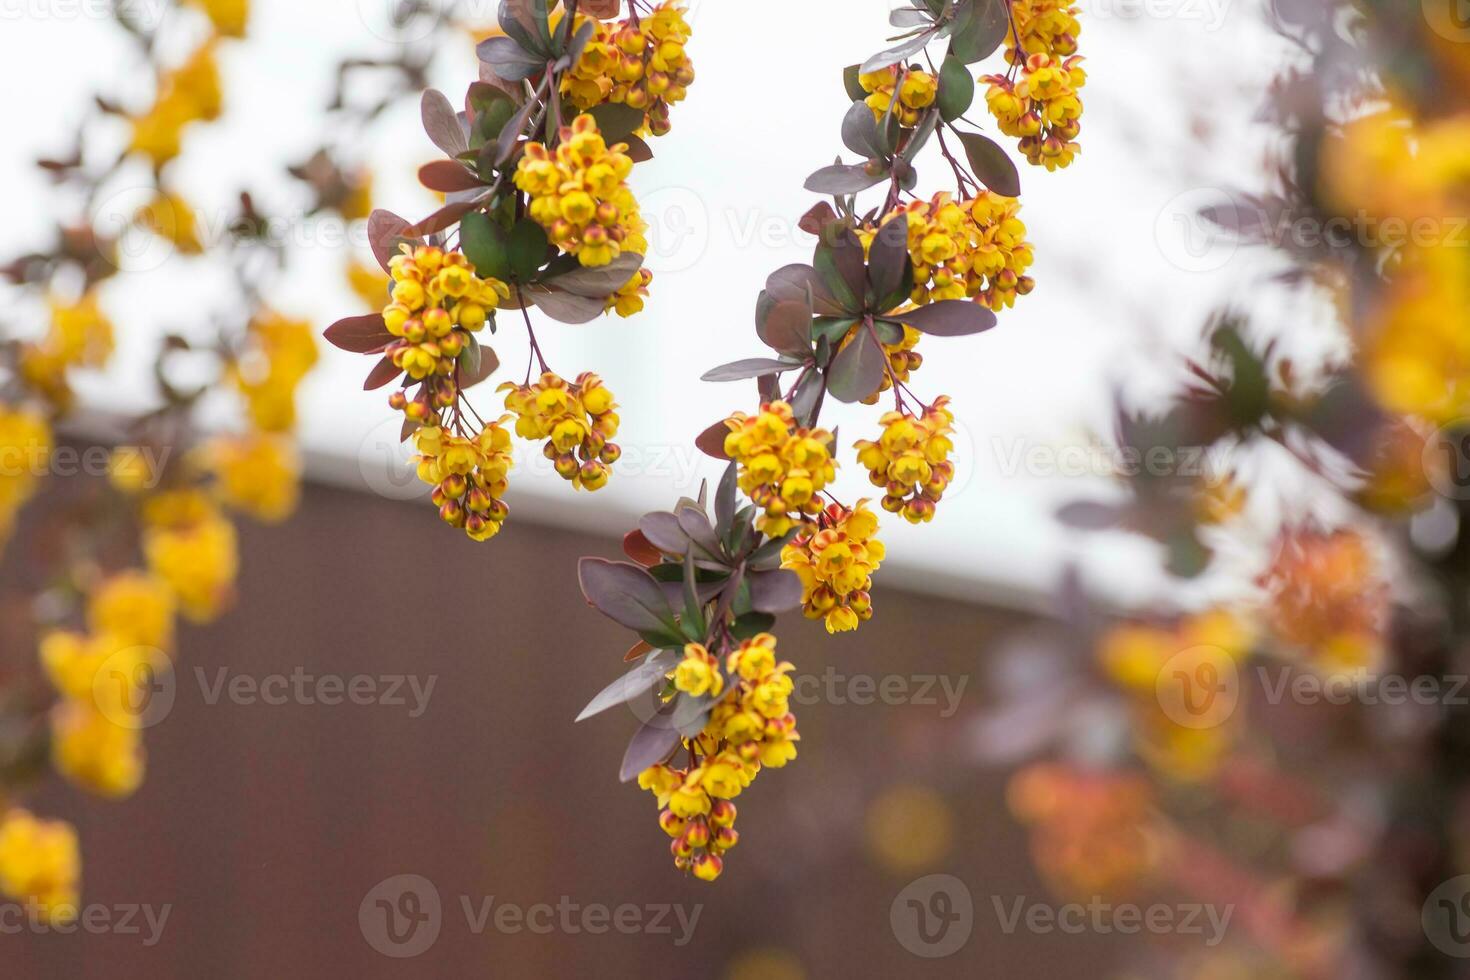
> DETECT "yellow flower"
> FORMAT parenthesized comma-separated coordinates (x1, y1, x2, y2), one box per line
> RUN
(0, 810, 80, 923)
(231, 312, 318, 433)
(853, 397, 957, 523)
(668, 771, 712, 818)
(88, 571, 176, 652)
(413, 422, 515, 541)
(46, 292, 115, 368)
(782, 503, 885, 632)
(347, 259, 390, 311)
(135, 191, 204, 255)
(144, 513, 239, 623)
(501, 372, 620, 491)
(51, 701, 146, 799)
(674, 643, 724, 697)
(982, 0, 1085, 171)
(722, 401, 836, 536)
(514, 115, 645, 268)
(557, 2, 695, 136)
(187, 0, 249, 36)
(0, 407, 50, 542)
(200, 433, 301, 523)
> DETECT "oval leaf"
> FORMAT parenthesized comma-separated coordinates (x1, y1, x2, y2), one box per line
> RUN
(892, 299, 997, 336)
(805, 162, 887, 195)
(368, 210, 414, 272)
(324, 314, 393, 354)
(956, 130, 1021, 197)
(576, 651, 676, 723)
(825, 328, 887, 403)
(577, 558, 679, 634)
(747, 569, 804, 615)
(363, 356, 401, 390)
(421, 89, 469, 158)
(701, 358, 800, 383)
(418, 160, 485, 193)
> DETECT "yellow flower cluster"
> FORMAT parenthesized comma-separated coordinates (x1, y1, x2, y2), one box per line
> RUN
(19, 292, 115, 408)
(1321, 106, 1470, 421)
(199, 433, 302, 524)
(1008, 763, 1157, 898)
(382, 244, 508, 422)
(639, 633, 799, 881)
(983, 0, 1085, 171)
(858, 66, 938, 128)
(854, 397, 957, 524)
(782, 502, 885, 633)
(41, 625, 159, 799)
(514, 114, 645, 268)
(721, 401, 837, 536)
(501, 371, 621, 491)
(141, 493, 239, 623)
(129, 40, 226, 168)
(561, 2, 696, 137)
(187, 0, 249, 37)
(0, 810, 80, 923)
(1258, 527, 1387, 673)
(135, 191, 205, 255)
(607, 266, 654, 318)
(871, 192, 1035, 310)
(1099, 610, 1253, 781)
(414, 423, 514, 542)
(0, 407, 51, 544)
(231, 312, 319, 433)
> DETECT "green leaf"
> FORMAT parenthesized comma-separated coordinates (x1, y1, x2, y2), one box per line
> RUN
(730, 611, 776, 641)
(508, 219, 549, 282)
(937, 55, 976, 122)
(949, 0, 1009, 63)
(956, 130, 1022, 197)
(586, 102, 645, 143)
(825, 326, 887, 403)
(843, 64, 867, 102)
(459, 211, 512, 281)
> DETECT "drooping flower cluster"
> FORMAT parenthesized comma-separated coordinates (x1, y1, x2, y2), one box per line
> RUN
(854, 397, 957, 524)
(722, 401, 837, 536)
(638, 633, 799, 882)
(1099, 609, 1254, 782)
(871, 192, 1035, 311)
(1257, 527, 1389, 673)
(128, 39, 227, 168)
(382, 244, 509, 423)
(982, 0, 1085, 171)
(502, 371, 621, 491)
(0, 810, 80, 924)
(560, 2, 696, 137)
(414, 423, 514, 542)
(1321, 104, 1470, 422)
(858, 65, 939, 127)
(0, 407, 52, 545)
(782, 502, 886, 633)
(1008, 763, 1158, 898)
(141, 493, 240, 624)
(514, 115, 646, 268)
(198, 433, 302, 524)
(19, 293, 115, 409)
(230, 311, 319, 433)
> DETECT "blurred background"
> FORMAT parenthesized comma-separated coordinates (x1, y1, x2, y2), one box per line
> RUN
(3, 0, 1468, 977)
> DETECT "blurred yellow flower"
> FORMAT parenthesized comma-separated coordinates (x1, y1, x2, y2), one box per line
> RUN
(0, 810, 80, 922)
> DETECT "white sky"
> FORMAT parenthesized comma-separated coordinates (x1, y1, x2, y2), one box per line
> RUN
(0, 0, 1302, 610)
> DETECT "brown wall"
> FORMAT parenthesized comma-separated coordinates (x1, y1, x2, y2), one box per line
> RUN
(2, 472, 1118, 978)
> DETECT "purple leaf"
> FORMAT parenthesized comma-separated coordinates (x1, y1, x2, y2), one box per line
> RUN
(421, 89, 469, 158)
(805, 162, 887, 195)
(1056, 501, 1123, 530)
(324, 314, 393, 354)
(867, 214, 911, 303)
(701, 358, 800, 383)
(577, 558, 679, 634)
(825, 327, 886, 403)
(955, 130, 1021, 197)
(756, 295, 815, 357)
(362, 356, 401, 390)
(892, 300, 997, 336)
(638, 511, 689, 555)
(766, 264, 845, 317)
(368, 210, 414, 272)
(619, 708, 683, 782)
(576, 651, 676, 723)
(747, 569, 803, 614)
